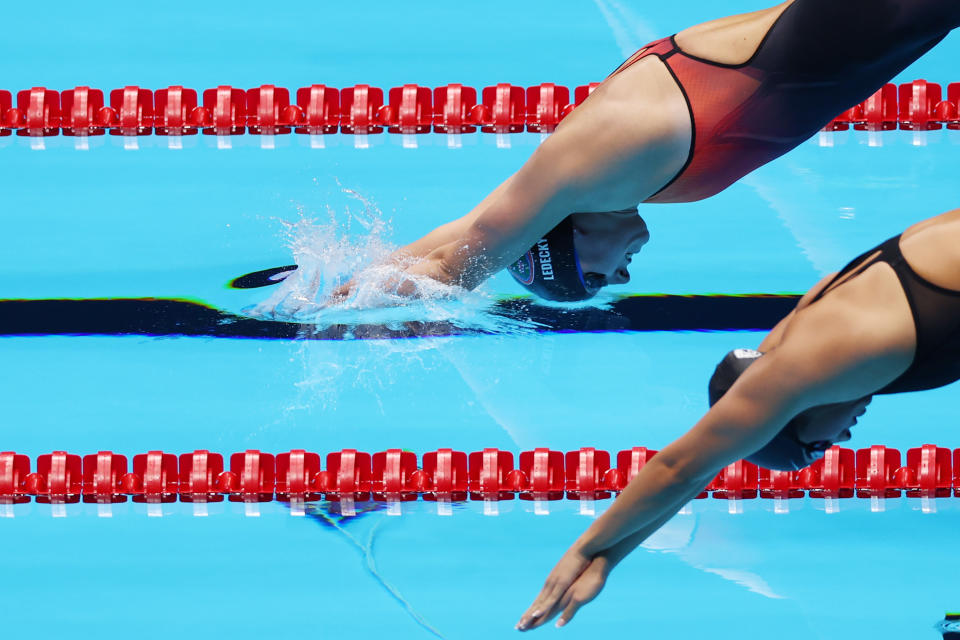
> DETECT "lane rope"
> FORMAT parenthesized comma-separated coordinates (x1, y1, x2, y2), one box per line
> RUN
(0, 80, 956, 143)
(2, 445, 957, 507)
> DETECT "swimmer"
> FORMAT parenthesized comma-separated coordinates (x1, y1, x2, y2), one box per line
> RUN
(329, 0, 960, 303)
(515, 208, 960, 630)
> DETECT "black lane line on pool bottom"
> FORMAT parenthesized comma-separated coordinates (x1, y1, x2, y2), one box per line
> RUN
(0, 295, 800, 341)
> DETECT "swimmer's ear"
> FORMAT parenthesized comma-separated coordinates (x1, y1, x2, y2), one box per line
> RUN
(228, 265, 298, 289)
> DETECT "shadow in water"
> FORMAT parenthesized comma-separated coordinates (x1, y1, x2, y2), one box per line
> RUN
(0, 293, 799, 341)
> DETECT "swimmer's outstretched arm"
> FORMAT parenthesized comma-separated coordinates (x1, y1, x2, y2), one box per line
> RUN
(515, 354, 803, 631)
(401, 82, 688, 291)
(327, 61, 689, 299)
(515, 296, 908, 631)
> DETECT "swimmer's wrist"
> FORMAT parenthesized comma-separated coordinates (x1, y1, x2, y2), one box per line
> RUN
(573, 532, 607, 559)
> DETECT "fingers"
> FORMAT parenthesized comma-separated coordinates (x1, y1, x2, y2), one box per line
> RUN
(516, 550, 595, 631)
(517, 565, 608, 631)
(555, 595, 583, 628)
(516, 583, 565, 631)
(518, 590, 583, 631)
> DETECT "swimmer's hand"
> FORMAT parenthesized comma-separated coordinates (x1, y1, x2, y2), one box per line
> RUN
(327, 279, 356, 305)
(324, 256, 461, 307)
(516, 548, 609, 631)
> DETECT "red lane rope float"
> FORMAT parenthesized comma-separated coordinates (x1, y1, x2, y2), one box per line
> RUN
(1, 445, 957, 505)
(1, 79, 959, 139)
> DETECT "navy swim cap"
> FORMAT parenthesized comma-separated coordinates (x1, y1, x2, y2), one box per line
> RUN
(708, 349, 836, 471)
(507, 216, 604, 302)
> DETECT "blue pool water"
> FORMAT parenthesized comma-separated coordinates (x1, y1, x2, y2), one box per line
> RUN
(2, 1, 960, 638)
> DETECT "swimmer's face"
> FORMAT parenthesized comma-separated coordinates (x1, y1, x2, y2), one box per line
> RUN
(570, 210, 650, 287)
(792, 396, 872, 446)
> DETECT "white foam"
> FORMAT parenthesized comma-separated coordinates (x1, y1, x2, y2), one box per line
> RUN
(245, 186, 538, 336)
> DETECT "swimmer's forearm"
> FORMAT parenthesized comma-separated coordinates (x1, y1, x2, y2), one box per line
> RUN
(408, 215, 541, 290)
(405, 138, 591, 286)
(587, 480, 707, 576)
(579, 360, 815, 559)
(391, 176, 517, 262)
(575, 456, 712, 559)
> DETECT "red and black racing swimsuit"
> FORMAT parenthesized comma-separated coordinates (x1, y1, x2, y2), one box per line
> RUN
(608, 0, 960, 204)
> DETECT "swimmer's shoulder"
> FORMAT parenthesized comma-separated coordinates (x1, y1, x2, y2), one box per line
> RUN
(674, 1, 793, 65)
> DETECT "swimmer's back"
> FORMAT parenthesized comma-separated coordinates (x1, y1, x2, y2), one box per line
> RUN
(621, 0, 960, 203)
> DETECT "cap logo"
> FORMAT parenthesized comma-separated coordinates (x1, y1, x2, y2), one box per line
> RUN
(510, 251, 536, 285)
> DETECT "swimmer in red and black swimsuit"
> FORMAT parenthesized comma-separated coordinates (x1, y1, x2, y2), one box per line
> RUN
(327, 0, 960, 305)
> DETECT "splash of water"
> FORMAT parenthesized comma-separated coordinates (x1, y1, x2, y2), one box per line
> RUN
(245, 187, 539, 337)
(241, 186, 540, 417)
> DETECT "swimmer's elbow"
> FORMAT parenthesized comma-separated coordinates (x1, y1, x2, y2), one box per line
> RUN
(421, 242, 484, 290)
(434, 253, 470, 289)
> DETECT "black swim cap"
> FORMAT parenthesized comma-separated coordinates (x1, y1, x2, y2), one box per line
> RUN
(708, 348, 832, 471)
(507, 216, 603, 302)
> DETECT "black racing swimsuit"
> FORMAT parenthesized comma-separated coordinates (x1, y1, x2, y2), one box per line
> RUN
(808, 234, 960, 394)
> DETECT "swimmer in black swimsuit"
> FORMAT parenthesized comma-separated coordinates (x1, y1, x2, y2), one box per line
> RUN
(323, 0, 960, 305)
(516, 208, 960, 630)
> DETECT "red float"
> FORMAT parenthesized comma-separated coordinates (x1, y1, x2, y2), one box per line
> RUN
(432, 84, 480, 133)
(154, 86, 203, 136)
(468, 448, 516, 500)
(902, 444, 952, 498)
(81, 451, 128, 503)
(383, 84, 432, 134)
(477, 83, 526, 133)
(132, 451, 178, 503)
(324, 449, 371, 501)
(955, 448, 960, 498)
(0, 90, 13, 135)
(16, 87, 60, 137)
(227, 450, 275, 502)
(106, 86, 153, 136)
(295, 84, 340, 134)
(340, 84, 386, 134)
(60, 87, 107, 136)
(178, 450, 225, 502)
(275, 449, 321, 501)
(201, 86, 246, 135)
(805, 446, 856, 498)
(371, 449, 418, 501)
(945, 83, 960, 130)
(35, 451, 82, 503)
(421, 449, 468, 501)
(519, 448, 564, 500)
(0, 452, 31, 504)
(246, 85, 298, 135)
(564, 447, 612, 499)
(855, 445, 902, 498)
(898, 79, 942, 130)
(852, 84, 898, 131)
(758, 468, 804, 499)
(525, 83, 573, 133)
